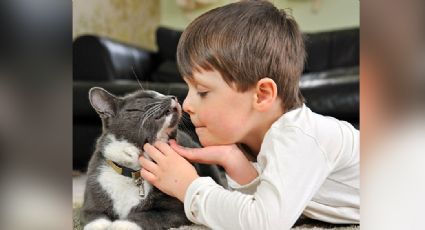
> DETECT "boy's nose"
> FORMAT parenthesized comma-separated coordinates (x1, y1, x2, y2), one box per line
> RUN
(182, 97, 194, 115)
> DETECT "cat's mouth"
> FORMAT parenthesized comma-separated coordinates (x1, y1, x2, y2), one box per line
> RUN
(154, 107, 178, 120)
(149, 102, 182, 144)
(164, 105, 181, 136)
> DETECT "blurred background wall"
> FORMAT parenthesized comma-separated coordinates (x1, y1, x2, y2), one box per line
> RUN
(161, 0, 359, 32)
(73, 0, 359, 50)
(73, 0, 159, 50)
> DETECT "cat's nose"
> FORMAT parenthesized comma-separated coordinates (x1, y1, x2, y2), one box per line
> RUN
(170, 96, 178, 102)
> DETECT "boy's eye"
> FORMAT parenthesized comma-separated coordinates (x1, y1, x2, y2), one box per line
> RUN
(197, 91, 209, 98)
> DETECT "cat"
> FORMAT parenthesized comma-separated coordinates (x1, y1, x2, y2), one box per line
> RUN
(81, 87, 225, 230)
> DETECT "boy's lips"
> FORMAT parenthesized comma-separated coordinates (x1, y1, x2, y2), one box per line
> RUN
(191, 121, 205, 129)
(192, 120, 206, 131)
(195, 126, 206, 132)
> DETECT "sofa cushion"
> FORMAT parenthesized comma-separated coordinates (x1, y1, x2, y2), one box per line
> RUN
(304, 32, 331, 73)
(303, 28, 359, 73)
(156, 27, 182, 61)
(150, 61, 184, 83)
(330, 29, 359, 69)
(73, 35, 114, 81)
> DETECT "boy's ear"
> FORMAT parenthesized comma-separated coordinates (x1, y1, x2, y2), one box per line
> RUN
(253, 78, 278, 112)
(88, 87, 118, 119)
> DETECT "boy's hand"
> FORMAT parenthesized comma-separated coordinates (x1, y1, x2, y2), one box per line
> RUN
(169, 140, 258, 185)
(140, 141, 199, 202)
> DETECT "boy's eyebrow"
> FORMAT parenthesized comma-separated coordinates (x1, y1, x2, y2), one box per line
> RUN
(185, 75, 210, 87)
(183, 77, 197, 86)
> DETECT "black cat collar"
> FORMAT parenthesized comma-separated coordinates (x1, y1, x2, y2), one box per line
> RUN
(106, 160, 146, 197)
(106, 160, 141, 180)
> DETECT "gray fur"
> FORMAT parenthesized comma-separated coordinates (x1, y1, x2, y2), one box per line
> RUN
(81, 87, 225, 230)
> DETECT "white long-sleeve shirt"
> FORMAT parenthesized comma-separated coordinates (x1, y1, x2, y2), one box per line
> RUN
(184, 104, 359, 230)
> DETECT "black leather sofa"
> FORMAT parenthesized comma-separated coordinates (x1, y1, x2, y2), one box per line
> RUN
(73, 27, 359, 171)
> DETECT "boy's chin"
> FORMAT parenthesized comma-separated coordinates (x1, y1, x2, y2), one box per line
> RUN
(197, 130, 235, 146)
(198, 138, 210, 147)
(198, 137, 216, 147)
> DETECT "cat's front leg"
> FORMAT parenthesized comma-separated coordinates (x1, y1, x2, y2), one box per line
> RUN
(83, 218, 112, 230)
(109, 220, 142, 230)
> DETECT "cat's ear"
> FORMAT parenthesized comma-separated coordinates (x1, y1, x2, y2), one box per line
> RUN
(89, 87, 118, 119)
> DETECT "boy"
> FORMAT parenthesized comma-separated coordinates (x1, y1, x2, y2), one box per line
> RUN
(139, 1, 359, 229)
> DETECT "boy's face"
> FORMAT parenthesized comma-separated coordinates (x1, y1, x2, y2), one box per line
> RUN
(182, 69, 255, 146)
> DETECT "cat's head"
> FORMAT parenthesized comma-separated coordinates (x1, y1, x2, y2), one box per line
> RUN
(89, 87, 181, 148)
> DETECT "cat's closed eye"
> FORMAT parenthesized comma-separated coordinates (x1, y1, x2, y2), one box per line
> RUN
(125, 109, 142, 112)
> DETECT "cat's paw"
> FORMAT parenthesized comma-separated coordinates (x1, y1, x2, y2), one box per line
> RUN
(122, 146, 140, 162)
(104, 135, 141, 169)
(109, 220, 142, 230)
(83, 218, 112, 230)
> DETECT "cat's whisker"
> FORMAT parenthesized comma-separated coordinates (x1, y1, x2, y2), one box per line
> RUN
(138, 104, 163, 139)
(137, 99, 179, 140)
(180, 115, 198, 139)
(181, 114, 194, 127)
(131, 66, 145, 91)
(183, 119, 198, 138)
(139, 106, 158, 131)
(143, 101, 161, 110)
(145, 101, 161, 106)
(140, 105, 161, 127)
(141, 103, 162, 118)
(179, 123, 193, 138)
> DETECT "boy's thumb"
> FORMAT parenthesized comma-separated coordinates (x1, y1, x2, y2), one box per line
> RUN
(169, 140, 192, 157)
(170, 140, 209, 163)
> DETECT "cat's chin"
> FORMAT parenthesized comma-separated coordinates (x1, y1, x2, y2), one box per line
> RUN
(159, 130, 177, 143)
(168, 129, 177, 139)
(152, 126, 178, 144)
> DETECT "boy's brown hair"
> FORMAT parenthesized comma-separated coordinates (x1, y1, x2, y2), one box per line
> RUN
(176, 0, 306, 111)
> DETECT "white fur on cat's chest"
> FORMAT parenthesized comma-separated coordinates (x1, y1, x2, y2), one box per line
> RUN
(97, 135, 153, 219)
(97, 165, 152, 219)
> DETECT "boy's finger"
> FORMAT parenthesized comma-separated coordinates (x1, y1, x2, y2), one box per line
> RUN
(171, 144, 219, 164)
(169, 139, 178, 145)
(169, 142, 194, 158)
(190, 147, 221, 163)
(153, 141, 173, 156)
(139, 156, 159, 175)
(140, 168, 157, 184)
(143, 143, 165, 162)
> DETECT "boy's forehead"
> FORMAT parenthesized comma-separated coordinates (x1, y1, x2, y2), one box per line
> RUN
(185, 69, 222, 85)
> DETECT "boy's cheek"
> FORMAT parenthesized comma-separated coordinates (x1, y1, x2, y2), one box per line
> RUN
(199, 109, 221, 125)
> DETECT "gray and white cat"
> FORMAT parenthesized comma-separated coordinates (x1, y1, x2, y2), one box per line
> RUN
(81, 87, 224, 230)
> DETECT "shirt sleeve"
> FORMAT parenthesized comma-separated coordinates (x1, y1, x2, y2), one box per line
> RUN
(225, 162, 262, 194)
(183, 126, 333, 230)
